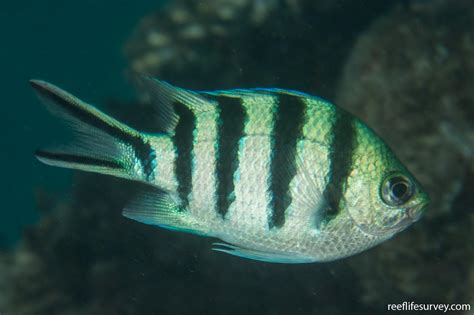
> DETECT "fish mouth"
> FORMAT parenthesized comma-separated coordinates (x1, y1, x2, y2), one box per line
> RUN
(355, 202, 428, 237)
(386, 202, 428, 233)
(407, 202, 428, 222)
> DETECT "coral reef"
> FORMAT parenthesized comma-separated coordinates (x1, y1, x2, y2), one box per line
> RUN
(336, 0, 474, 307)
(124, 0, 396, 96)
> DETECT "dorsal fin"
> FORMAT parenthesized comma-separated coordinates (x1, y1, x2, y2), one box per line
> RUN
(200, 88, 331, 107)
(134, 76, 216, 134)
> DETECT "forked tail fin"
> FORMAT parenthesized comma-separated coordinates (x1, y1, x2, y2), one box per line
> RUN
(30, 80, 156, 182)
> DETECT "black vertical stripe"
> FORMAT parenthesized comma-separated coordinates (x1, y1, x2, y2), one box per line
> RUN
(317, 109, 355, 227)
(207, 95, 247, 218)
(173, 102, 196, 209)
(268, 93, 306, 228)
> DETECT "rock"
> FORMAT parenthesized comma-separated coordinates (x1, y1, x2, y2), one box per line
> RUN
(336, 0, 474, 307)
(124, 0, 396, 97)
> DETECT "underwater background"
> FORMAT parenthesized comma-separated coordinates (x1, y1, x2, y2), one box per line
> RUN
(1, 0, 473, 314)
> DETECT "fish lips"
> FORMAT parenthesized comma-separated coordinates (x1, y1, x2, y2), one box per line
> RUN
(355, 202, 428, 237)
(387, 202, 429, 233)
(407, 201, 428, 222)
(386, 202, 428, 233)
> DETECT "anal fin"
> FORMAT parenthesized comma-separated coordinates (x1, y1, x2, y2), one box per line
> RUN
(123, 188, 207, 236)
(212, 242, 315, 264)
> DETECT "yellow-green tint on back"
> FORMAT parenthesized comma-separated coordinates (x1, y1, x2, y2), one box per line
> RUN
(301, 97, 338, 145)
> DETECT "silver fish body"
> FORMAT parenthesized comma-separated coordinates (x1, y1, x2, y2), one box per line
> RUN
(31, 78, 429, 263)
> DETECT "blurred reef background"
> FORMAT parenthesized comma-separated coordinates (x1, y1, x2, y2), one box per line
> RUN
(1, 0, 473, 314)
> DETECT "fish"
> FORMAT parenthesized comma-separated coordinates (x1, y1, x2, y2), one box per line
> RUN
(30, 77, 429, 263)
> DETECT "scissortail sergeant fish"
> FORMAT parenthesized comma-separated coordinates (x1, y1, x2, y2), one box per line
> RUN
(30, 77, 429, 263)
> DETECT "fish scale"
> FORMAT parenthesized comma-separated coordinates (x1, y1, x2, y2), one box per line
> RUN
(268, 92, 306, 228)
(31, 77, 429, 263)
(223, 93, 276, 232)
(284, 140, 329, 231)
(148, 137, 178, 192)
(187, 108, 220, 219)
(205, 94, 247, 219)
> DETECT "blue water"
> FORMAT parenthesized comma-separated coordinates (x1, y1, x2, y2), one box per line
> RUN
(1, 0, 163, 245)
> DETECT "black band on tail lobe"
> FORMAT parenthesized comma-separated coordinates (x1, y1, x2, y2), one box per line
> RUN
(30, 80, 156, 181)
(35, 149, 123, 170)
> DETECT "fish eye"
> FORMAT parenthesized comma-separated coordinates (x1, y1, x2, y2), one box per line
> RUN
(381, 174, 414, 206)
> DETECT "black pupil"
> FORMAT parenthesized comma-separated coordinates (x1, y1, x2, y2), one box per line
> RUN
(391, 181, 408, 199)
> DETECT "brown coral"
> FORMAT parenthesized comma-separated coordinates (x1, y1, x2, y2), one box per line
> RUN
(124, 0, 396, 96)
